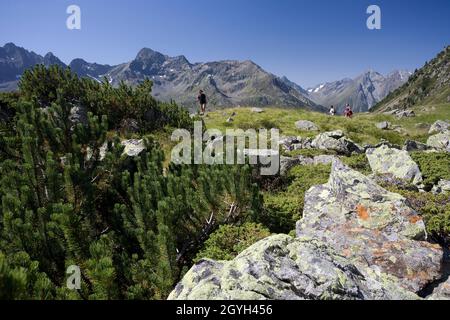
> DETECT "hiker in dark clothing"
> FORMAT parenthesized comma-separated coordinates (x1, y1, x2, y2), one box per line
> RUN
(198, 90, 207, 115)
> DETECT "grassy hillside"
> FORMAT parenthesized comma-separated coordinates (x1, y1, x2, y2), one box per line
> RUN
(372, 46, 450, 113)
(203, 104, 450, 145)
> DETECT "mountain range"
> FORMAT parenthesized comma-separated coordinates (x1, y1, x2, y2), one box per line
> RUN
(0, 42, 411, 112)
(306, 70, 411, 113)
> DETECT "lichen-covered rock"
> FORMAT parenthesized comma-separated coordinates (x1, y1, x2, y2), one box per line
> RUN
(296, 160, 442, 293)
(312, 131, 362, 155)
(168, 234, 419, 300)
(428, 278, 450, 300)
(121, 139, 146, 157)
(295, 120, 319, 131)
(366, 145, 423, 184)
(428, 120, 449, 135)
(427, 132, 450, 152)
(432, 179, 450, 194)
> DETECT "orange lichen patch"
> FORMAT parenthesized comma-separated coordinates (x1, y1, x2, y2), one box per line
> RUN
(356, 204, 370, 221)
(342, 249, 352, 257)
(409, 215, 422, 224)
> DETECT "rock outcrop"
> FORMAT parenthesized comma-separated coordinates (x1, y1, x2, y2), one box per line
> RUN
(375, 121, 390, 130)
(366, 145, 423, 184)
(169, 160, 444, 300)
(428, 120, 449, 135)
(295, 120, 319, 131)
(169, 234, 419, 300)
(296, 160, 441, 293)
(311, 131, 362, 155)
(427, 131, 450, 152)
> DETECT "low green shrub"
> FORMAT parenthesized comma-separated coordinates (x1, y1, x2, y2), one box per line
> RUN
(194, 223, 271, 262)
(260, 164, 331, 233)
(411, 152, 450, 188)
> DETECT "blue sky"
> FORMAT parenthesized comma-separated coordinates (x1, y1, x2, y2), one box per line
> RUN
(0, 0, 449, 87)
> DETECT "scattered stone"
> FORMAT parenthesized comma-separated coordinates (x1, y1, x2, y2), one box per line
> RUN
(69, 105, 88, 128)
(280, 136, 313, 151)
(375, 121, 391, 130)
(295, 120, 319, 131)
(297, 160, 442, 293)
(312, 154, 339, 165)
(403, 140, 432, 152)
(432, 180, 450, 195)
(121, 139, 146, 157)
(427, 132, 450, 152)
(428, 120, 450, 135)
(251, 107, 264, 113)
(366, 145, 423, 184)
(312, 131, 362, 155)
(363, 139, 402, 151)
(383, 109, 399, 115)
(396, 110, 416, 118)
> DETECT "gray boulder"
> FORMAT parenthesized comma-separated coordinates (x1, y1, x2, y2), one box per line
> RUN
(121, 139, 146, 157)
(403, 140, 431, 152)
(427, 132, 450, 152)
(169, 234, 419, 300)
(375, 121, 391, 130)
(428, 120, 449, 135)
(312, 131, 362, 155)
(295, 120, 319, 131)
(280, 136, 313, 151)
(296, 160, 443, 293)
(366, 145, 423, 184)
(251, 107, 264, 113)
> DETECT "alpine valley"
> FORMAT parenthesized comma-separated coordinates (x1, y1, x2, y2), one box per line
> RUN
(0, 42, 411, 112)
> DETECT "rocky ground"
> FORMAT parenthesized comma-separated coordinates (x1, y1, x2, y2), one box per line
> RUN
(169, 108, 450, 300)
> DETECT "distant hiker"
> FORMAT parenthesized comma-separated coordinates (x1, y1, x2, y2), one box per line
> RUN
(329, 105, 336, 116)
(198, 90, 207, 115)
(344, 104, 353, 118)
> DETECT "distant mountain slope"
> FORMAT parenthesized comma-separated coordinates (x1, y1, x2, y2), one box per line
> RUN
(306, 70, 411, 113)
(0, 43, 66, 84)
(0, 43, 320, 111)
(372, 46, 450, 113)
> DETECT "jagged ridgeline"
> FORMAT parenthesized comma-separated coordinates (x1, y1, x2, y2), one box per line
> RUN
(372, 46, 450, 112)
(0, 65, 263, 299)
